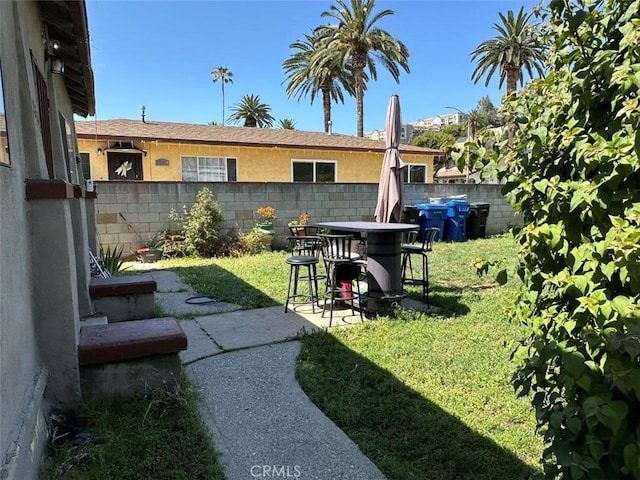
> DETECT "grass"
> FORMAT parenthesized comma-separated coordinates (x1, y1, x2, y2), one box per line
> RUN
(162, 234, 544, 479)
(296, 235, 544, 480)
(50, 235, 544, 479)
(41, 381, 225, 480)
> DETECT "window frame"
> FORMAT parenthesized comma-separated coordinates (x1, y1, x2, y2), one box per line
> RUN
(291, 159, 337, 183)
(180, 155, 237, 182)
(403, 163, 428, 184)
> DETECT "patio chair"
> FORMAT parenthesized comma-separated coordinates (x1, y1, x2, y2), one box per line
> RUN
(284, 236, 323, 314)
(288, 225, 319, 237)
(319, 234, 365, 326)
(401, 227, 439, 304)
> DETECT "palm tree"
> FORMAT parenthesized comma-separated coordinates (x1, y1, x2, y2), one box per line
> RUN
(321, 0, 410, 137)
(466, 109, 480, 140)
(283, 28, 355, 133)
(471, 7, 546, 95)
(278, 118, 296, 130)
(211, 66, 233, 125)
(228, 94, 274, 128)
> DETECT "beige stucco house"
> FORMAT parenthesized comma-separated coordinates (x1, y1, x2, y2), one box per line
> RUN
(1, 1, 96, 478)
(75, 119, 441, 184)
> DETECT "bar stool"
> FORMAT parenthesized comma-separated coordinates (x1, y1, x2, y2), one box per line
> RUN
(284, 236, 322, 314)
(319, 234, 364, 326)
(401, 227, 439, 304)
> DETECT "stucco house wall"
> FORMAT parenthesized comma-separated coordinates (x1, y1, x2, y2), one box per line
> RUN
(75, 120, 439, 184)
(1, 2, 95, 479)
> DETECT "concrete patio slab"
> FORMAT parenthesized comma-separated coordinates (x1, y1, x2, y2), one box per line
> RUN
(156, 291, 242, 317)
(178, 319, 222, 364)
(187, 342, 387, 480)
(144, 270, 194, 293)
(194, 308, 312, 351)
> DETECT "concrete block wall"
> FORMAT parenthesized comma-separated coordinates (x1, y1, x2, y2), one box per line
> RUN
(94, 181, 522, 253)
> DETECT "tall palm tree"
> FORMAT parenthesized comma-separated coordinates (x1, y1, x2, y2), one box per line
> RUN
(471, 7, 546, 95)
(283, 28, 355, 133)
(321, 0, 410, 137)
(228, 94, 274, 128)
(211, 66, 233, 125)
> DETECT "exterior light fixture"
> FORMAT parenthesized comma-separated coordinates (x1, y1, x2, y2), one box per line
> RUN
(45, 39, 64, 75)
(97, 148, 103, 155)
(50, 58, 64, 75)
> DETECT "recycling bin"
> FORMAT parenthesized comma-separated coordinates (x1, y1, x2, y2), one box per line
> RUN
(466, 202, 491, 239)
(443, 199, 470, 242)
(414, 203, 448, 242)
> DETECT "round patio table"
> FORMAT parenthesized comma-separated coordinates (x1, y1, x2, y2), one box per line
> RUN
(315, 221, 419, 316)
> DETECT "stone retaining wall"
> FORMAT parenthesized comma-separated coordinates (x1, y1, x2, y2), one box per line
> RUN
(94, 181, 522, 253)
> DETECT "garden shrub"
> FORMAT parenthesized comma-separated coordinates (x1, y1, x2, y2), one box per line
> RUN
(456, 0, 640, 478)
(169, 187, 225, 257)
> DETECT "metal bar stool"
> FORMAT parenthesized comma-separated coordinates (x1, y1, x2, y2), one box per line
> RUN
(319, 234, 364, 326)
(401, 227, 439, 304)
(284, 236, 322, 314)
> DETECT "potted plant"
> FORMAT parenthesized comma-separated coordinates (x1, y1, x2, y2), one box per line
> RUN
(288, 210, 310, 236)
(136, 231, 166, 263)
(255, 206, 276, 250)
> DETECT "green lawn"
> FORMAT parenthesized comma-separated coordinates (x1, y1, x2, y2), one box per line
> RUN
(41, 381, 225, 480)
(164, 234, 544, 479)
(45, 235, 544, 480)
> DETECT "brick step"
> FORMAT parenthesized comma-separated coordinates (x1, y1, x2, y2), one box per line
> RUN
(89, 274, 157, 322)
(78, 317, 187, 398)
(89, 274, 157, 298)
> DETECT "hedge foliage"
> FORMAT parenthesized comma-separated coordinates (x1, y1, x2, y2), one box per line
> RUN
(455, 0, 640, 478)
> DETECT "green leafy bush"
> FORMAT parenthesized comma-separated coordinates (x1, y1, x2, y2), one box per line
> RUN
(456, 0, 640, 478)
(169, 187, 225, 257)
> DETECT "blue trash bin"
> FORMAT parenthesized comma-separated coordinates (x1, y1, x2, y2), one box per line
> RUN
(414, 203, 447, 241)
(443, 200, 470, 241)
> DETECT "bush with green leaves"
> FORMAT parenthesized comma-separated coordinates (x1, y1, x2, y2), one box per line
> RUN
(169, 187, 225, 257)
(455, 0, 640, 478)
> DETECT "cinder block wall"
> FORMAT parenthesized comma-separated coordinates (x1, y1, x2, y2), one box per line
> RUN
(94, 181, 522, 253)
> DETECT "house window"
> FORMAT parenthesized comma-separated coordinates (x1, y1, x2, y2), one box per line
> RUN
(181, 156, 237, 181)
(108, 152, 143, 180)
(403, 164, 427, 183)
(59, 114, 77, 184)
(32, 53, 54, 178)
(79, 152, 91, 180)
(292, 160, 336, 182)
(400, 126, 407, 140)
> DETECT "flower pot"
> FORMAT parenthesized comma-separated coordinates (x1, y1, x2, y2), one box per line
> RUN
(256, 223, 275, 235)
(137, 247, 163, 263)
(258, 233, 274, 251)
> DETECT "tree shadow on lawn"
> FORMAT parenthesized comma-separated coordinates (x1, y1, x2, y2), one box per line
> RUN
(405, 283, 472, 317)
(297, 331, 540, 480)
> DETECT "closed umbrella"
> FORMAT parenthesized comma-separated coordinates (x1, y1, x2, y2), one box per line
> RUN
(374, 94, 405, 223)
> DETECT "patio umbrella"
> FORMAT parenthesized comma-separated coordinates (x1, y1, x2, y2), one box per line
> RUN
(374, 94, 406, 223)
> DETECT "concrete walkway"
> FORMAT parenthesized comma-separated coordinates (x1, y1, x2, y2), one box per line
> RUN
(141, 268, 431, 480)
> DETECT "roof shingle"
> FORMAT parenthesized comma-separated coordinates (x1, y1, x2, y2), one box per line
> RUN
(75, 119, 441, 154)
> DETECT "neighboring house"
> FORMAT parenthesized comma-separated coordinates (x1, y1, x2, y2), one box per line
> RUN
(75, 119, 441, 184)
(1, 2, 96, 479)
(364, 123, 417, 145)
(411, 111, 465, 132)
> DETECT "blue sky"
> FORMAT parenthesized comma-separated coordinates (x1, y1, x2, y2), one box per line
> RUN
(84, 0, 539, 136)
